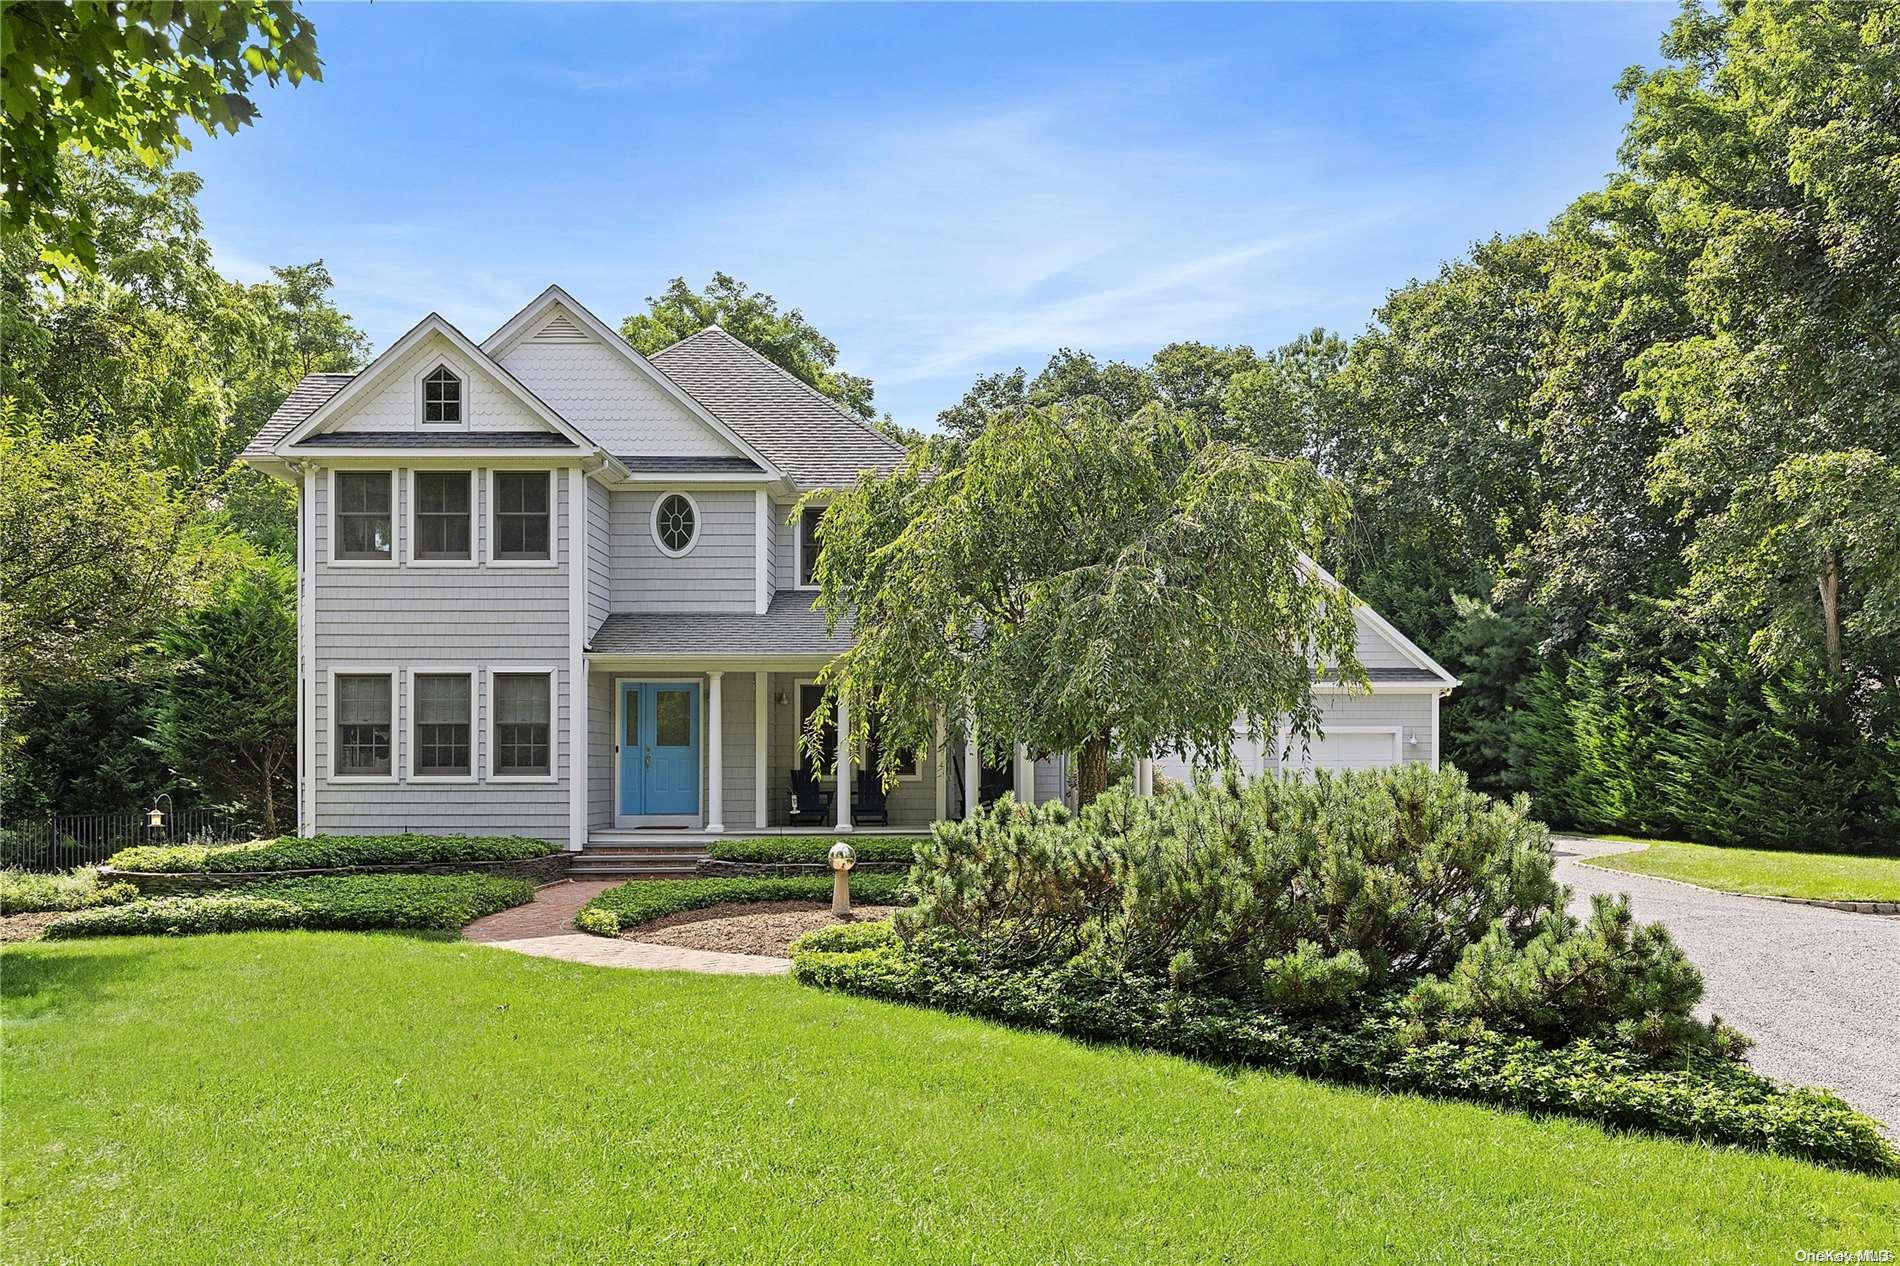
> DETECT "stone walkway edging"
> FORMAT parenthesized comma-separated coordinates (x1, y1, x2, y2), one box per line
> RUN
(1572, 855, 1899, 917)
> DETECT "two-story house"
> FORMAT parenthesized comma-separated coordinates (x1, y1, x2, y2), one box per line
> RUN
(242, 285, 1457, 867)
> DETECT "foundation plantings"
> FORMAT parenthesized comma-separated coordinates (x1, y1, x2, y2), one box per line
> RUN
(792, 765, 1897, 1173)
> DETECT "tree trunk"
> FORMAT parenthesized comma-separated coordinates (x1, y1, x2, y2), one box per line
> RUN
(1076, 729, 1112, 807)
(260, 757, 278, 838)
(1818, 546, 1843, 678)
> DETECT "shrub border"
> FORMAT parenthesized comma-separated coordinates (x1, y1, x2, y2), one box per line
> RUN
(100, 852, 570, 895)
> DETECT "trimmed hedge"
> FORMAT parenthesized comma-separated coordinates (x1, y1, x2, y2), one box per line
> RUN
(706, 836, 928, 865)
(246, 874, 535, 930)
(1, 867, 139, 914)
(790, 925, 1898, 1175)
(106, 834, 560, 875)
(46, 896, 305, 939)
(43, 874, 535, 939)
(579, 873, 910, 937)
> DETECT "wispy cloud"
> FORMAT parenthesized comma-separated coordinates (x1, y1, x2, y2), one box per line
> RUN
(680, 85, 1418, 401)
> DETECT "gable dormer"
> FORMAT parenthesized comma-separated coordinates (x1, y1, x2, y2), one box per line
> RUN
(275, 314, 590, 453)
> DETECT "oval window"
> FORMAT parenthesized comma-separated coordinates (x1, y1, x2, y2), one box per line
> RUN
(653, 493, 698, 556)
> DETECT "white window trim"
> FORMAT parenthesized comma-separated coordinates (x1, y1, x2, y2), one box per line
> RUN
(407, 469, 477, 568)
(487, 469, 558, 568)
(791, 677, 922, 783)
(650, 490, 702, 559)
(791, 501, 828, 592)
(490, 665, 560, 783)
(415, 360, 470, 430)
(326, 666, 398, 784)
(327, 469, 398, 568)
(408, 665, 478, 783)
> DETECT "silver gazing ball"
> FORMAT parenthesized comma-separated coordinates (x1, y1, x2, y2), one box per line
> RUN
(828, 841, 857, 872)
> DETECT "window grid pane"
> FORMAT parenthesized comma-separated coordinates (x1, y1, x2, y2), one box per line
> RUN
(335, 674, 392, 776)
(415, 473, 471, 560)
(495, 473, 551, 560)
(423, 367, 462, 423)
(799, 507, 825, 585)
(494, 673, 551, 776)
(336, 473, 392, 560)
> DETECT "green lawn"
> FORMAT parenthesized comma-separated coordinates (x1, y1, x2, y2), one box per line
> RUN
(4, 934, 1894, 1264)
(1585, 838, 1900, 901)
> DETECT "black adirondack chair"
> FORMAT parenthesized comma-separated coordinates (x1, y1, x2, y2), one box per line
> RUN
(853, 771, 890, 826)
(787, 767, 832, 825)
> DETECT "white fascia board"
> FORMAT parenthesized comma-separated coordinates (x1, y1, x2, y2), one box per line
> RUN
(1300, 554, 1460, 686)
(275, 313, 601, 453)
(479, 284, 788, 483)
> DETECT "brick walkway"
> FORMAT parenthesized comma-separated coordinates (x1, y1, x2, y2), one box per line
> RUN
(464, 880, 617, 942)
(463, 880, 793, 976)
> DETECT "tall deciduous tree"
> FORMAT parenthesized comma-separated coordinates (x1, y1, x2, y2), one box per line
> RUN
(806, 403, 1362, 805)
(1618, 0, 1900, 684)
(1, 1, 321, 273)
(620, 272, 875, 418)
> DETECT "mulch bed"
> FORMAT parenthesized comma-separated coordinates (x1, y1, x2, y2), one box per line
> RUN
(0, 912, 63, 944)
(623, 900, 897, 958)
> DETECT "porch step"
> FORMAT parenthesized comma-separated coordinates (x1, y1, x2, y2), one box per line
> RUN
(570, 845, 708, 880)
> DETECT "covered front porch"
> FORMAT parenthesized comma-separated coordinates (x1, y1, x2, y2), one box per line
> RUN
(583, 661, 1021, 842)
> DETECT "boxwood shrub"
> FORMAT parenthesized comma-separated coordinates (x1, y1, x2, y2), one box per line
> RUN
(790, 924, 1898, 1175)
(106, 833, 560, 874)
(579, 872, 909, 937)
(245, 874, 535, 930)
(706, 836, 928, 865)
(46, 896, 305, 939)
(1, 867, 139, 914)
(43, 874, 536, 939)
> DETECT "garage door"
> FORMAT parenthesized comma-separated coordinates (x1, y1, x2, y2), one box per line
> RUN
(1287, 728, 1402, 773)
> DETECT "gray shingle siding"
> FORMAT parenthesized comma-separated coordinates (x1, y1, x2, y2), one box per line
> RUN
(310, 467, 573, 843)
(585, 480, 611, 640)
(610, 489, 756, 614)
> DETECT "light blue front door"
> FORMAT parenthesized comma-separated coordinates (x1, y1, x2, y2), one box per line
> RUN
(617, 681, 700, 822)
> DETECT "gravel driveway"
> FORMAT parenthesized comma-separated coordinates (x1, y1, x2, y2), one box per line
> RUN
(1554, 836, 1900, 1133)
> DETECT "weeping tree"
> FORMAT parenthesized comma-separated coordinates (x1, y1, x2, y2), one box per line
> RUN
(805, 399, 1364, 806)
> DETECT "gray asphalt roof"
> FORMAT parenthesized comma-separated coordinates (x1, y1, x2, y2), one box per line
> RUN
(300, 431, 578, 448)
(242, 372, 355, 456)
(647, 327, 908, 490)
(616, 454, 765, 473)
(589, 591, 852, 657)
(1361, 666, 1453, 683)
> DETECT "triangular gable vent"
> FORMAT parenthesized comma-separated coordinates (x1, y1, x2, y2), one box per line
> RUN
(530, 312, 589, 343)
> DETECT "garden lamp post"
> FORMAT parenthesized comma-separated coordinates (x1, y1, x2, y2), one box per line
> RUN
(829, 841, 856, 916)
(146, 793, 174, 841)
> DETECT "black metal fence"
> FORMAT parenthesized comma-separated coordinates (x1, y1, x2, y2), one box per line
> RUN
(0, 809, 250, 872)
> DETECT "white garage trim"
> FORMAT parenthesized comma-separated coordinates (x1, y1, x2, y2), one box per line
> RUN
(1280, 724, 1404, 772)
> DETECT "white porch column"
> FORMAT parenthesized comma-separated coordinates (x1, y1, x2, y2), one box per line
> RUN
(1014, 742, 1032, 804)
(705, 670, 725, 833)
(1135, 756, 1154, 796)
(754, 670, 769, 828)
(963, 705, 980, 820)
(933, 711, 948, 822)
(835, 691, 854, 832)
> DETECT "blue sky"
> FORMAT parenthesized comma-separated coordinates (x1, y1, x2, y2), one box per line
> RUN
(185, 1, 1672, 428)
